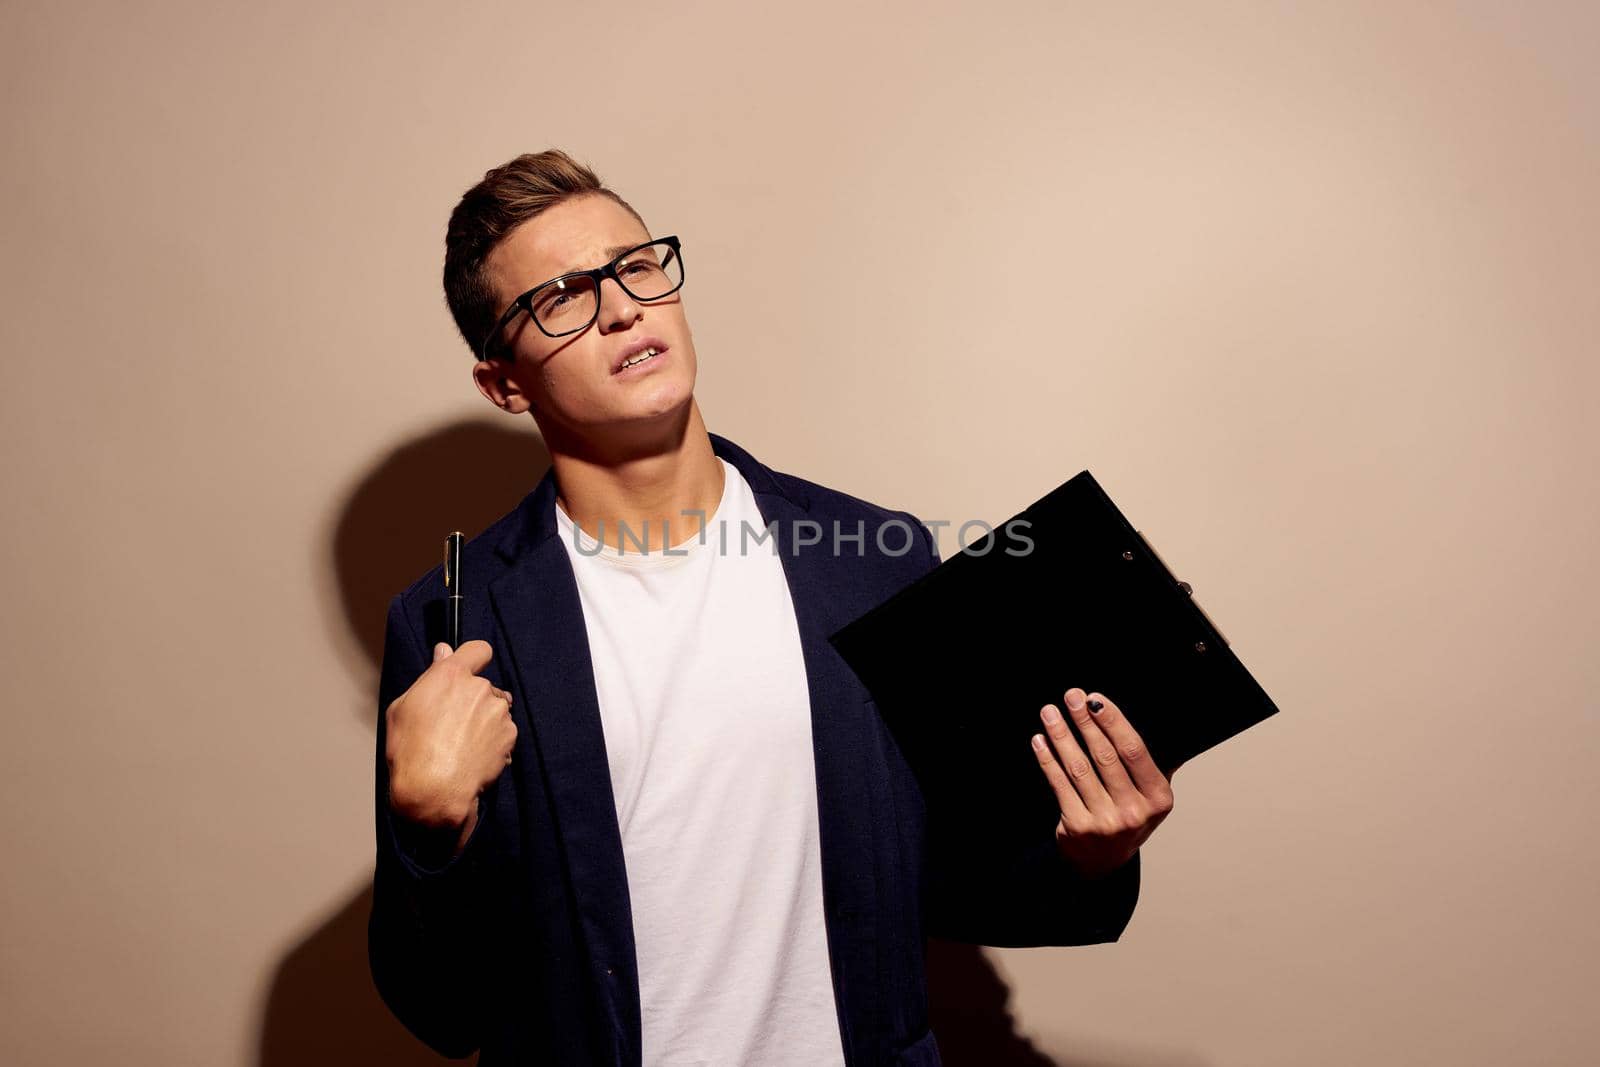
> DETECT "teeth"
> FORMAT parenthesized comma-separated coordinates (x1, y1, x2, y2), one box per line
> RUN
(621, 347, 658, 369)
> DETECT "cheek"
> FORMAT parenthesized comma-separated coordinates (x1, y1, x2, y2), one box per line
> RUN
(539, 366, 585, 406)
(532, 347, 591, 393)
(663, 345, 696, 387)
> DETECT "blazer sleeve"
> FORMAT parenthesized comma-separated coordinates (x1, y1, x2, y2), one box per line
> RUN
(367, 593, 499, 1059)
(910, 515, 1142, 947)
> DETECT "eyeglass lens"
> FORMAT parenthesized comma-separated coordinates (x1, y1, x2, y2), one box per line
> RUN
(531, 242, 683, 334)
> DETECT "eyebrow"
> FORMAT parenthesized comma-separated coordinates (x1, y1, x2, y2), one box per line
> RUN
(557, 241, 649, 277)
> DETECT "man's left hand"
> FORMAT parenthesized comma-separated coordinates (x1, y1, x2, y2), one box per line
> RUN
(1031, 687, 1175, 879)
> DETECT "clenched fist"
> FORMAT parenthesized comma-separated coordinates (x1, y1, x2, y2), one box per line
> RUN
(385, 639, 517, 846)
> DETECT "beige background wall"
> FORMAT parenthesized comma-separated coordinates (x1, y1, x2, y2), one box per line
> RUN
(3, 1, 1596, 1064)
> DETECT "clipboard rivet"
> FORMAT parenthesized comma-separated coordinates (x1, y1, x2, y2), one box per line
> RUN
(1194, 641, 1207, 653)
(1121, 550, 1134, 560)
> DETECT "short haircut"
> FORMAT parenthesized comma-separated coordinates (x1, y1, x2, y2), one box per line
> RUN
(443, 150, 647, 359)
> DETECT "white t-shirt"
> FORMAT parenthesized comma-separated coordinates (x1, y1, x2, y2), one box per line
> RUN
(554, 458, 847, 1067)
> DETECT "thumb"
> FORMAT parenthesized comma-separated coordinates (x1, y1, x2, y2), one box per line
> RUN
(432, 642, 452, 663)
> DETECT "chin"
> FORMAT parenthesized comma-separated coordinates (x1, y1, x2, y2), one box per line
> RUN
(641, 366, 694, 402)
(610, 380, 692, 422)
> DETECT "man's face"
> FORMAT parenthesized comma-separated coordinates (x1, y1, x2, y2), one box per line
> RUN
(474, 193, 697, 438)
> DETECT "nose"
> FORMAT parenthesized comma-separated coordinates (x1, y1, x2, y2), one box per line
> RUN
(596, 276, 641, 333)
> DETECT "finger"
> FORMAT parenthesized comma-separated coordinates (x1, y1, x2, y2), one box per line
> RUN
(1038, 701, 1112, 810)
(1061, 687, 1136, 800)
(1067, 688, 1166, 800)
(488, 685, 513, 707)
(447, 639, 494, 674)
(1030, 727, 1091, 825)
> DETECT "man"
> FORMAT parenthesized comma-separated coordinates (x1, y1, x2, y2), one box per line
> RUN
(368, 150, 1174, 1066)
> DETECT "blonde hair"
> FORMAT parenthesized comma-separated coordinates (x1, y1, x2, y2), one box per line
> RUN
(443, 150, 646, 358)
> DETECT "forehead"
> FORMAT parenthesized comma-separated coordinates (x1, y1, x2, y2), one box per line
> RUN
(486, 193, 652, 302)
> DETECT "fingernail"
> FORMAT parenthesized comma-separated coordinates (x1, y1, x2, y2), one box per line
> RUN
(1041, 705, 1062, 725)
(1065, 690, 1085, 712)
(1087, 698, 1104, 714)
(1031, 734, 1046, 752)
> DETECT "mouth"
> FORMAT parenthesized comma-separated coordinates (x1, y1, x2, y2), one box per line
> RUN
(612, 339, 670, 375)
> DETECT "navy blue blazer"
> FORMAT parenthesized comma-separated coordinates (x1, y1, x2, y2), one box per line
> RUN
(368, 431, 1140, 1066)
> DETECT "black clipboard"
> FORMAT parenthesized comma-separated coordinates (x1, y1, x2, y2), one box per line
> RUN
(828, 470, 1279, 854)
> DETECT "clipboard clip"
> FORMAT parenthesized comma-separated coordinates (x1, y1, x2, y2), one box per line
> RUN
(1131, 529, 1231, 649)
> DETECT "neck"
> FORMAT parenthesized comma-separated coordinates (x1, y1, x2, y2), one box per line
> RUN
(544, 399, 725, 553)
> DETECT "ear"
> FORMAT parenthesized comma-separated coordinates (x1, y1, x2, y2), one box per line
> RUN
(472, 357, 536, 415)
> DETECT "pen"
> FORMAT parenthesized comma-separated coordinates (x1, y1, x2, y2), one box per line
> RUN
(444, 531, 464, 650)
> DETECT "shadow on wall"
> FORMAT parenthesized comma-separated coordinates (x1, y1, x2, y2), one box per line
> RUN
(258, 418, 1060, 1065)
(259, 418, 540, 1066)
(258, 884, 466, 1066)
(329, 420, 551, 696)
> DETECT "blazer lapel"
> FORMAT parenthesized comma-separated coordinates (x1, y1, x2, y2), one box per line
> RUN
(487, 469, 641, 1063)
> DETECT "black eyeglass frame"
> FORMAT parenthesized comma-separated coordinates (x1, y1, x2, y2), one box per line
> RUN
(477, 235, 685, 362)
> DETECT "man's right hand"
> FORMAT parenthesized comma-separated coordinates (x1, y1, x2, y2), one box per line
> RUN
(385, 639, 517, 845)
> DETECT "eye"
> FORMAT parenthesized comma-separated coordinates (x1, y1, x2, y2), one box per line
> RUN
(532, 278, 584, 316)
